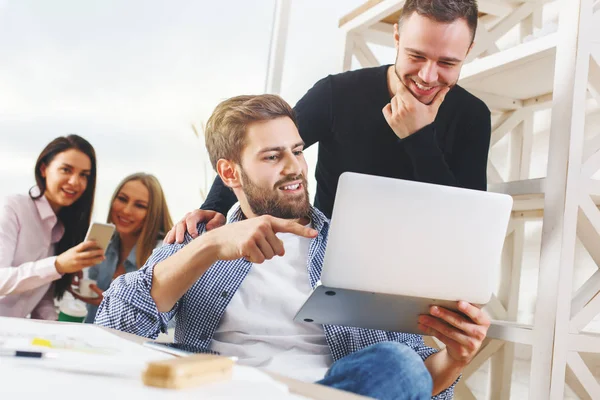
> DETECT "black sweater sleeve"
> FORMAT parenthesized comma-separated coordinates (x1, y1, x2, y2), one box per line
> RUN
(399, 103, 491, 191)
(200, 176, 237, 215)
(293, 76, 334, 148)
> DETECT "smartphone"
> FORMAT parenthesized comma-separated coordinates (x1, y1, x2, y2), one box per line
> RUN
(84, 222, 115, 254)
(143, 341, 221, 357)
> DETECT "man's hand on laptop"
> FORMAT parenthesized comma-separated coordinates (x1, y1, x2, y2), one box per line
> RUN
(417, 301, 490, 366)
(202, 215, 318, 264)
(164, 209, 227, 244)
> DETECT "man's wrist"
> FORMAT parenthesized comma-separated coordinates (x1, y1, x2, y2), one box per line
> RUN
(439, 348, 469, 372)
(194, 231, 221, 265)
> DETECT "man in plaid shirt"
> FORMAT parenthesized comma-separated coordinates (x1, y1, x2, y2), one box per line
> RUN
(96, 94, 490, 400)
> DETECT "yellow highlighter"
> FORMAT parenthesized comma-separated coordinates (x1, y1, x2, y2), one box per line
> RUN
(31, 338, 53, 348)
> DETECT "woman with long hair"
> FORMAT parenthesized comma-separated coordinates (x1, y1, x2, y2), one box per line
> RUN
(0, 134, 103, 319)
(71, 173, 173, 323)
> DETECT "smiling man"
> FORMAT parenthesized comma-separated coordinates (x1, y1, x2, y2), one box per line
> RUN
(164, 0, 491, 243)
(96, 95, 490, 400)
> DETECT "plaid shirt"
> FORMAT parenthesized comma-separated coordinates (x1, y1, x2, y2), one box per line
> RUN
(96, 205, 455, 399)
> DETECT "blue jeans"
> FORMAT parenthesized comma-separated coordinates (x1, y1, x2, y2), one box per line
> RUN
(317, 342, 433, 400)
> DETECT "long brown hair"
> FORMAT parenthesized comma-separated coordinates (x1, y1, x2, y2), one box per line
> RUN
(30, 134, 97, 299)
(107, 173, 173, 267)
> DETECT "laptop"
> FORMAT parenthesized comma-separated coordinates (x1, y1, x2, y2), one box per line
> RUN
(294, 172, 513, 334)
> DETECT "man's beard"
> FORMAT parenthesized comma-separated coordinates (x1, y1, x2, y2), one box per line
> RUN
(241, 169, 311, 219)
(393, 61, 455, 105)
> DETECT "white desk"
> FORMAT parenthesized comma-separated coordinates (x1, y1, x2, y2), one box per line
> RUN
(0, 317, 369, 400)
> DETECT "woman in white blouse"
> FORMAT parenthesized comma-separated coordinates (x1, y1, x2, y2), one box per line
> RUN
(0, 134, 104, 319)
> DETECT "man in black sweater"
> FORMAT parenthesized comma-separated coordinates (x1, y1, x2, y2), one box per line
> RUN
(166, 0, 490, 243)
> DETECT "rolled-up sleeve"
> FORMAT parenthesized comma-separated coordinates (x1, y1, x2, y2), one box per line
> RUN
(0, 201, 61, 295)
(94, 241, 186, 338)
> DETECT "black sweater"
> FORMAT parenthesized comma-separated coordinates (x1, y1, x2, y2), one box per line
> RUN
(201, 65, 491, 218)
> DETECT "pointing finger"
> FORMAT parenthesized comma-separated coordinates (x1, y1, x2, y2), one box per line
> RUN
(270, 218, 318, 238)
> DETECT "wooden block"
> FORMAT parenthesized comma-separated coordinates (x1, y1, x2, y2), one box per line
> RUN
(142, 354, 234, 389)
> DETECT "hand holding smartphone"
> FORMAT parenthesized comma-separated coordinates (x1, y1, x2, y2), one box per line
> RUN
(84, 222, 116, 254)
(54, 223, 116, 274)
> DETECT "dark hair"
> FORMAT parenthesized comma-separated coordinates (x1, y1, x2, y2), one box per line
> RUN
(30, 134, 97, 300)
(399, 0, 478, 42)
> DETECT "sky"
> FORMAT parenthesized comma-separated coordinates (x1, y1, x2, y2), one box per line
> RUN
(0, 0, 368, 221)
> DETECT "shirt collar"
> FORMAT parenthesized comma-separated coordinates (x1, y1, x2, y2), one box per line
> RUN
(33, 191, 58, 222)
(31, 190, 66, 240)
(107, 234, 138, 267)
(126, 244, 138, 266)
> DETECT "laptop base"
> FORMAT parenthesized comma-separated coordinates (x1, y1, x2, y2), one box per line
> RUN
(294, 285, 481, 335)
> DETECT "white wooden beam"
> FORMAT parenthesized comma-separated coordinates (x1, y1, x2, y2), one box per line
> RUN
(497, 229, 520, 310)
(486, 294, 508, 320)
(353, 37, 380, 68)
(533, 7, 544, 30)
(341, 0, 405, 34)
(585, 178, 600, 196)
(488, 177, 545, 197)
(264, 0, 291, 94)
(570, 291, 600, 333)
(490, 110, 513, 133)
(520, 6, 543, 39)
(341, 33, 355, 72)
(488, 320, 533, 344)
(519, 116, 534, 179)
(468, 89, 523, 110)
(460, 33, 557, 90)
(579, 193, 600, 241)
(511, 210, 544, 220)
(510, 120, 524, 182)
(566, 365, 594, 400)
(491, 109, 527, 146)
(478, 1, 516, 17)
(566, 352, 600, 399)
(490, 343, 514, 400)
(362, 22, 394, 48)
(571, 269, 600, 320)
(505, 219, 516, 237)
(531, 0, 589, 397)
(480, 14, 503, 30)
(487, 160, 505, 184)
(582, 150, 600, 177)
(454, 384, 477, 400)
(470, 3, 537, 60)
(522, 93, 554, 111)
(587, 53, 600, 106)
(468, 25, 502, 62)
(568, 332, 600, 352)
(491, 224, 523, 400)
(546, 0, 593, 397)
(584, 134, 600, 162)
(508, 225, 526, 317)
